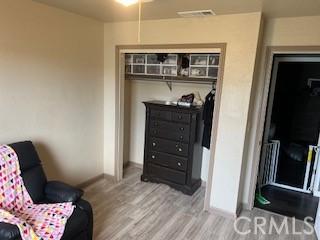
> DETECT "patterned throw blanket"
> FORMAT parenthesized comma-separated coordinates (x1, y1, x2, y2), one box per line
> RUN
(0, 145, 75, 240)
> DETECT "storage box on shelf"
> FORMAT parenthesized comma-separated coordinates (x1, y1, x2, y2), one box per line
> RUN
(124, 53, 220, 89)
(162, 54, 178, 76)
(189, 54, 219, 79)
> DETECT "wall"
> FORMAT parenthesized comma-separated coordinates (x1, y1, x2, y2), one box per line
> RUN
(0, 0, 105, 185)
(124, 80, 212, 181)
(241, 15, 320, 208)
(104, 12, 262, 214)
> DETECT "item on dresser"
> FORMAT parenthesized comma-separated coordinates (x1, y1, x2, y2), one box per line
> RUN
(177, 93, 194, 107)
(193, 91, 204, 106)
(141, 101, 204, 195)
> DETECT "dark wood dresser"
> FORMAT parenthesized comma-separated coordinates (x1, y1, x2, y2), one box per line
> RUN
(141, 101, 203, 195)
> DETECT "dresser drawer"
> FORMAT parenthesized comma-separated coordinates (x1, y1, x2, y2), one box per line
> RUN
(150, 128, 189, 142)
(150, 109, 172, 121)
(172, 112, 191, 124)
(150, 109, 191, 124)
(148, 163, 186, 185)
(148, 151, 187, 171)
(149, 137, 189, 157)
(150, 120, 190, 142)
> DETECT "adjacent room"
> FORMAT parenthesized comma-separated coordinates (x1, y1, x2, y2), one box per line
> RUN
(255, 55, 320, 220)
(0, 0, 320, 239)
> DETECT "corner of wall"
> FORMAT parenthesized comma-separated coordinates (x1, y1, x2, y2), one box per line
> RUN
(236, 13, 265, 208)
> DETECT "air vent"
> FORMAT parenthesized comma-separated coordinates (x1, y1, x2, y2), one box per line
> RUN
(177, 10, 216, 18)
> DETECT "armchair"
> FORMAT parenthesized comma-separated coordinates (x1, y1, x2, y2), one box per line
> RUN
(0, 141, 93, 240)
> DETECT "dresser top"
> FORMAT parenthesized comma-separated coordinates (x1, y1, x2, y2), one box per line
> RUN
(143, 100, 203, 112)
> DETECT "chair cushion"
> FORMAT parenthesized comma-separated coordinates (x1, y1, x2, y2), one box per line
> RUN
(9, 141, 47, 203)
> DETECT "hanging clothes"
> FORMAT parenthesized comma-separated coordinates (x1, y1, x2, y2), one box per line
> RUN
(202, 90, 215, 149)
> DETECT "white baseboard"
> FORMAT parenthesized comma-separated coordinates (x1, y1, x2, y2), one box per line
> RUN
(77, 174, 106, 188)
(208, 206, 238, 220)
(241, 203, 251, 211)
(126, 161, 143, 169)
(103, 173, 116, 183)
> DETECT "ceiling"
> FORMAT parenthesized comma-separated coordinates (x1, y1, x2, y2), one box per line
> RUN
(33, 0, 320, 22)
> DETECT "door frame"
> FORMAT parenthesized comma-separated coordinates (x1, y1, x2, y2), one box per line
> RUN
(248, 46, 320, 210)
(114, 43, 227, 211)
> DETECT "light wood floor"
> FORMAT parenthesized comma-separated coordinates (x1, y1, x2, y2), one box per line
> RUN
(83, 166, 317, 240)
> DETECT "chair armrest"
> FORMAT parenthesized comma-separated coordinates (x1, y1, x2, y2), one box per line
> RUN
(0, 223, 21, 240)
(76, 199, 93, 240)
(45, 181, 83, 203)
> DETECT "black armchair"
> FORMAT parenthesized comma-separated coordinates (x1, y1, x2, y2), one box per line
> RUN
(0, 141, 93, 240)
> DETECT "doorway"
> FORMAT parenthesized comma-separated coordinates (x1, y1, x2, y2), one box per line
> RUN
(255, 54, 320, 220)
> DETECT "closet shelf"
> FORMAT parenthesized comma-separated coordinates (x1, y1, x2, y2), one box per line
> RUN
(125, 74, 216, 85)
(125, 74, 216, 91)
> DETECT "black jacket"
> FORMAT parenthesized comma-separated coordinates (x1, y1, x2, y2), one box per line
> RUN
(202, 91, 215, 149)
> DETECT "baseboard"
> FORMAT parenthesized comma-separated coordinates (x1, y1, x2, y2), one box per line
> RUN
(77, 174, 105, 189)
(123, 161, 130, 169)
(126, 162, 143, 169)
(236, 204, 243, 216)
(103, 173, 116, 182)
(77, 173, 116, 188)
(208, 206, 238, 220)
(241, 203, 251, 211)
(201, 180, 206, 187)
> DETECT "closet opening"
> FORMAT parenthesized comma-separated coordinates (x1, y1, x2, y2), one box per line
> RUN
(255, 54, 320, 220)
(115, 44, 226, 211)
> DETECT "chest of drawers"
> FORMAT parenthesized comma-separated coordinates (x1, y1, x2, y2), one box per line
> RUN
(141, 101, 203, 195)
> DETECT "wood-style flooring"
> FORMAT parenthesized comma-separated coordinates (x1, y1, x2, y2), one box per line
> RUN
(83, 166, 317, 240)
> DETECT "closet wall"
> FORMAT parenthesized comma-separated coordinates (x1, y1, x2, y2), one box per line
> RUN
(123, 80, 212, 181)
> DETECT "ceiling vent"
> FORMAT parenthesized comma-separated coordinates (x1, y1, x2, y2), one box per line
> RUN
(177, 9, 216, 18)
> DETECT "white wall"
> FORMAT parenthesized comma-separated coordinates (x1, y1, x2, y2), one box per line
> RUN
(0, 0, 105, 185)
(104, 12, 262, 214)
(241, 15, 320, 207)
(124, 80, 212, 181)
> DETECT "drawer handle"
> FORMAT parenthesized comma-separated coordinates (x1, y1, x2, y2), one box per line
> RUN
(179, 136, 183, 140)
(151, 155, 156, 159)
(152, 142, 156, 147)
(177, 162, 182, 167)
(178, 115, 183, 120)
(178, 148, 182, 152)
(180, 127, 184, 131)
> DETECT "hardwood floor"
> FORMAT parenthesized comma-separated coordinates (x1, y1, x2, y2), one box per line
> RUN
(83, 166, 317, 240)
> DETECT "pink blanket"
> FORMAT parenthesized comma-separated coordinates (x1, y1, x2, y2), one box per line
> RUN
(0, 145, 74, 240)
